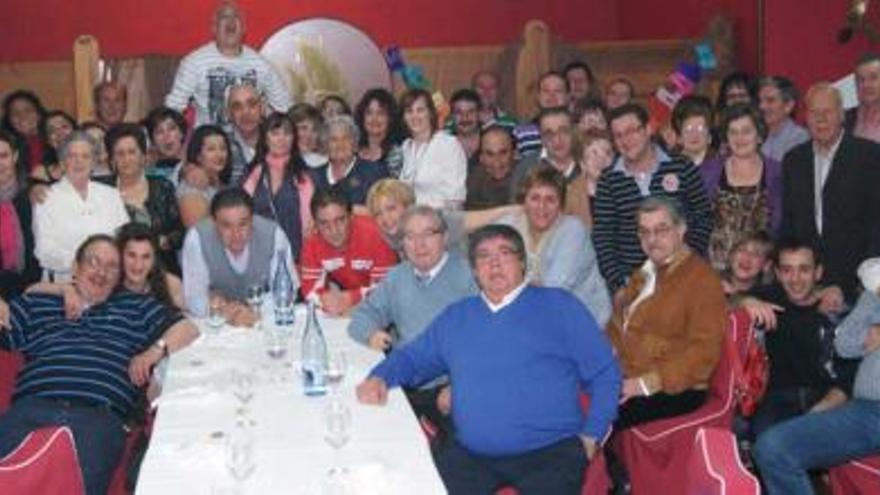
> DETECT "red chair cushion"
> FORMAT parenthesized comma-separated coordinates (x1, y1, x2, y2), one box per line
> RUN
(685, 427, 760, 494)
(829, 455, 880, 495)
(0, 426, 85, 495)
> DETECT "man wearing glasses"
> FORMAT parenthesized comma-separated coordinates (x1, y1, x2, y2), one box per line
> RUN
(300, 188, 397, 316)
(0, 234, 199, 495)
(593, 103, 712, 298)
(348, 205, 477, 447)
(357, 224, 621, 494)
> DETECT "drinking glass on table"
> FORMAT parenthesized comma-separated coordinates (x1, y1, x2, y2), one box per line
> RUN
(325, 349, 347, 394)
(231, 369, 256, 416)
(226, 418, 256, 492)
(206, 298, 226, 334)
(324, 400, 352, 484)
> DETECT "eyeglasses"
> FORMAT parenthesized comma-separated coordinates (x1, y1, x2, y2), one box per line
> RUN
(682, 123, 708, 135)
(474, 246, 520, 265)
(403, 229, 442, 243)
(637, 224, 676, 240)
(81, 254, 120, 276)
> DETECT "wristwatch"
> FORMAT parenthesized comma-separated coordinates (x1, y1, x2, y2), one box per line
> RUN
(153, 338, 169, 358)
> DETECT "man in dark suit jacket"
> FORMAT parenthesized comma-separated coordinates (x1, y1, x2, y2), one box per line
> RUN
(782, 82, 880, 304)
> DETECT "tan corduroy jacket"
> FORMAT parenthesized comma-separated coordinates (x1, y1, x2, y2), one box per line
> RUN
(606, 251, 727, 395)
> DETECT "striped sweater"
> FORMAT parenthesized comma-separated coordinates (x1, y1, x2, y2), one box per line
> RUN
(2, 291, 180, 418)
(593, 153, 712, 291)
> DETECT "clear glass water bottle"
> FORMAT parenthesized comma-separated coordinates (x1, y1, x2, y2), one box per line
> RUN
(272, 248, 295, 326)
(302, 301, 328, 396)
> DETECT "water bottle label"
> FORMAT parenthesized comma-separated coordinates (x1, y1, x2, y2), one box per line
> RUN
(302, 366, 327, 396)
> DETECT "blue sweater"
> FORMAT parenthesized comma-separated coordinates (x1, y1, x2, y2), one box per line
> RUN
(370, 286, 621, 456)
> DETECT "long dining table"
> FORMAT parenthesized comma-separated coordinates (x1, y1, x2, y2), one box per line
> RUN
(136, 305, 446, 494)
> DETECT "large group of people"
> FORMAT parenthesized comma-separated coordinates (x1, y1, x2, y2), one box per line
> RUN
(1, 1, 880, 494)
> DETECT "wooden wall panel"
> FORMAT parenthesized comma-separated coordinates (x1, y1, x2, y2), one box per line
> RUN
(0, 61, 75, 114)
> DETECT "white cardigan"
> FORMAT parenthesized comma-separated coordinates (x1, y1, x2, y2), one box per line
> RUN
(400, 131, 467, 209)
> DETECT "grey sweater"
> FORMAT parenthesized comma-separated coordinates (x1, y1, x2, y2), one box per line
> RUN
(835, 290, 880, 401)
(347, 252, 478, 347)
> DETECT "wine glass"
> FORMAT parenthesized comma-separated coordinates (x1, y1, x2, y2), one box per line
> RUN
(246, 284, 264, 311)
(206, 299, 226, 334)
(324, 400, 351, 482)
(231, 369, 255, 416)
(226, 419, 256, 492)
(325, 350, 347, 394)
(264, 327, 289, 360)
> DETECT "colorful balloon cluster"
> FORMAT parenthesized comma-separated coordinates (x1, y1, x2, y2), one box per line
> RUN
(647, 41, 719, 133)
(385, 45, 450, 127)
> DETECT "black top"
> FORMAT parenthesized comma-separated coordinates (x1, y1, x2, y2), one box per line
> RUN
(749, 284, 858, 394)
(0, 189, 42, 299)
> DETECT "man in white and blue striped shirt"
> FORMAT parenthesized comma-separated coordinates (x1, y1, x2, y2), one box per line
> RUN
(0, 234, 199, 495)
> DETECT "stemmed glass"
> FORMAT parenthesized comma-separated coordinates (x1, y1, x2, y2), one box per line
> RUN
(325, 350, 347, 395)
(324, 400, 351, 487)
(231, 369, 255, 417)
(226, 418, 256, 493)
(206, 298, 226, 335)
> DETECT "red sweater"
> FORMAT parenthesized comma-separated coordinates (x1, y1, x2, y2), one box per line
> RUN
(299, 214, 398, 303)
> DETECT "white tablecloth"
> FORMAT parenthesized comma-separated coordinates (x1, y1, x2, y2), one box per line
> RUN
(136, 306, 446, 495)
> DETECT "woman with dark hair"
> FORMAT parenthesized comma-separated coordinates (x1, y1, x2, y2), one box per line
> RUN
(319, 94, 352, 121)
(28, 222, 185, 313)
(355, 88, 404, 177)
(399, 88, 467, 209)
(105, 123, 184, 274)
(289, 103, 326, 168)
(1, 90, 47, 173)
(30, 110, 77, 184)
(671, 95, 717, 167)
(700, 103, 783, 273)
(0, 130, 41, 298)
(143, 106, 188, 183)
(176, 124, 232, 227)
(242, 112, 316, 259)
(715, 72, 755, 115)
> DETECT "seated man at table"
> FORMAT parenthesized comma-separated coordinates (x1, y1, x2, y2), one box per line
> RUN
(0, 234, 199, 495)
(300, 188, 398, 316)
(606, 196, 726, 429)
(357, 224, 621, 494)
(348, 205, 477, 437)
(182, 187, 297, 326)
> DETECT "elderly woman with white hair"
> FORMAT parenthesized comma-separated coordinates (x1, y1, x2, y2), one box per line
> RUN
(33, 130, 129, 282)
(312, 114, 389, 207)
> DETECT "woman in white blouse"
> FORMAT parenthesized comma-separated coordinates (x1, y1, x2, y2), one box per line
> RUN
(398, 89, 467, 209)
(33, 131, 129, 282)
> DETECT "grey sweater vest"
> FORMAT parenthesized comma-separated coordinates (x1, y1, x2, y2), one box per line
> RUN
(195, 215, 278, 301)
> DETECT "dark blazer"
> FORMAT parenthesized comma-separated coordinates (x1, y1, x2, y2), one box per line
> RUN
(781, 133, 880, 301)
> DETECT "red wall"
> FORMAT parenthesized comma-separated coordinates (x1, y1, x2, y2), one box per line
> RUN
(0, 0, 620, 62)
(617, 0, 760, 74)
(764, 0, 874, 94)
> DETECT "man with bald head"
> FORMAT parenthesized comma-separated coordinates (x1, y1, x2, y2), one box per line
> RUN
(165, 0, 290, 126)
(781, 82, 880, 304)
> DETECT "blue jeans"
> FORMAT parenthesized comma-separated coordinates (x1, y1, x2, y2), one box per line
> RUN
(0, 396, 126, 495)
(753, 399, 880, 495)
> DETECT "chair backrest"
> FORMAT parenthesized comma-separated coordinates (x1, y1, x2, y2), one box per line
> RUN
(709, 309, 753, 404)
(0, 350, 24, 413)
(0, 426, 85, 495)
(686, 427, 760, 495)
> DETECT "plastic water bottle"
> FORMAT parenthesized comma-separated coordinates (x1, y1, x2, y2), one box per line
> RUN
(272, 249, 295, 326)
(302, 301, 328, 396)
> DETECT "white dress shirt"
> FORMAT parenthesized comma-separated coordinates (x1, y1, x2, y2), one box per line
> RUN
(181, 225, 297, 316)
(33, 178, 130, 279)
(400, 131, 467, 209)
(813, 132, 843, 235)
(481, 280, 529, 313)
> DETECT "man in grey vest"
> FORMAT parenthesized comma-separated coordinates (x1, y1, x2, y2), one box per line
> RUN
(181, 188, 297, 326)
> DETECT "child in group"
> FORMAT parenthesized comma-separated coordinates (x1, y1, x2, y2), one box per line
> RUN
(723, 231, 774, 299)
(580, 129, 615, 199)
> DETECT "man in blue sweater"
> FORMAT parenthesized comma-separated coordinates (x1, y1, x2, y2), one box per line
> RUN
(357, 224, 621, 494)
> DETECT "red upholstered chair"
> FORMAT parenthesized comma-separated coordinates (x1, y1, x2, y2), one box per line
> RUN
(0, 426, 85, 495)
(828, 455, 880, 494)
(0, 349, 25, 413)
(684, 427, 760, 494)
(609, 309, 752, 495)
